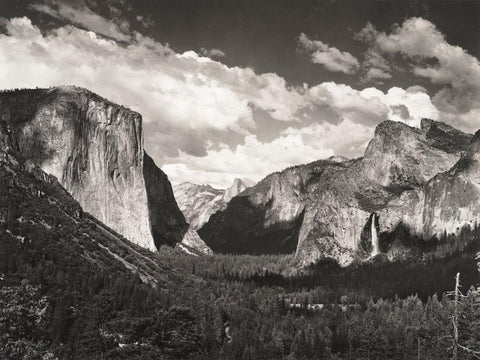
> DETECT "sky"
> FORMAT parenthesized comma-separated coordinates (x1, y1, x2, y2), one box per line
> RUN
(1, 0, 480, 188)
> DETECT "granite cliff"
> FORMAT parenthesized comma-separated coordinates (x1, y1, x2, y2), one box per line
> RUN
(0, 87, 187, 250)
(173, 178, 254, 254)
(0, 145, 168, 285)
(378, 129, 480, 252)
(199, 119, 474, 265)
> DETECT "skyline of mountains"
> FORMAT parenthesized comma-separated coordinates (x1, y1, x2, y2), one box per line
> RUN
(2, 86, 480, 267)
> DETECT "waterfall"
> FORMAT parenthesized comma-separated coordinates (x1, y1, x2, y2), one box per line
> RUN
(371, 213, 380, 256)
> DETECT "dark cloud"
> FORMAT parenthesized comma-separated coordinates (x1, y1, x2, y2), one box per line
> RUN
(30, 0, 132, 41)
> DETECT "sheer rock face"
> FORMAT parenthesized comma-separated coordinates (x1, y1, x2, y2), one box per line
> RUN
(200, 119, 473, 265)
(199, 160, 347, 256)
(0, 147, 170, 286)
(173, 178, 254, 254)
(223, 178, 256, 203)
(143, 153, 187, 247)
(0, 87, 187, 250)
(362, 119, 471, 187)
(378, 130, 480, 243)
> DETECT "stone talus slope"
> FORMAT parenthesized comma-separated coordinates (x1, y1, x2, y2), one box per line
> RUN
(176, 228, 214, 255)
(0, 87, 187, 250)
(173, 178, 254, 254)
(200, 119, 473, 264)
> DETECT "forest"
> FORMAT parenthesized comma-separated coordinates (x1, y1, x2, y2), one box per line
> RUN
(1, 151, 480, 359)
(2, 225, 480, 359)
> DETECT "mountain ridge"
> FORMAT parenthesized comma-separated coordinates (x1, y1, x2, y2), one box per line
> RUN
(173, 177, 255, 254)
(199, 119, 475, 265)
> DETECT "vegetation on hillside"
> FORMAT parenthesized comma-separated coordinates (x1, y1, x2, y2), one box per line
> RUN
(1, 148, 480, 359)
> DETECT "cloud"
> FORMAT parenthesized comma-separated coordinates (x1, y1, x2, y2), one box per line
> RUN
(200, 47, 226, 58)
(307, 82, 438, 127)
(358, 17, 480, 132)
(163, 82, 439, 188)
(0, 17, 42, 39)
(355, 24, 395, 83)
(365, 67, 392, 82)
(163, 130, 334, 188)
(0, 15, 447, 188)
(163, 81, 439, 188)
(31, 1, 131, 41)
(298, 33, 360, 74)
(163, 117, 381, 188)
(136, 15, 154, 29)
(0, 17, 306, 161)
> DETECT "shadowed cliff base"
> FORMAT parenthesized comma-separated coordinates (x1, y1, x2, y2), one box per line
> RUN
(143, 152, 187, 248)
(199, 196, 304, 254)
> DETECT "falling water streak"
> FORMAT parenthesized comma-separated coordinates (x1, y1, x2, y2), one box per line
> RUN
(371, 213, 379, 256)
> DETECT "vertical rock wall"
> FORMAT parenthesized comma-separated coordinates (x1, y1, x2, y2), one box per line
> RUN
(0, 87, 187, 250)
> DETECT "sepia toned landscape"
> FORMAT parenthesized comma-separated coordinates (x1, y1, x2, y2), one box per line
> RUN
(1, 1, 480, 359)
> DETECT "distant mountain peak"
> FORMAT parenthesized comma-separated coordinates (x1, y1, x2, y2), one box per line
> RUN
(173, 177, 256, 255)
(224, 178, 255, 202)
(199, 118, 477, 266)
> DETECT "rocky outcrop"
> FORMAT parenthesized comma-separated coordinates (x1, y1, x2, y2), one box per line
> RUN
(173, 178, 254, 254)
(173, 178, 254, 230)
(173, 183, 225, 231)
(0, 87, 187, 250)
(378, 129, 480, 245)
(199, 119, 473, 265)
(362, 119, 472, 187)
(176, 228, 213, 255)
(223, 178, 255, 203)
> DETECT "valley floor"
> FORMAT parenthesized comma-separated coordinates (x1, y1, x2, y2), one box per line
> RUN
(2, 234, 480, 359)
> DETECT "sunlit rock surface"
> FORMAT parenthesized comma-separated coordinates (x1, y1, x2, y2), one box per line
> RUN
(200, 119, 473, 265)
(379, 129, 480, 244)
(173, 178, 254, 254)
(0, 87, 187, 250)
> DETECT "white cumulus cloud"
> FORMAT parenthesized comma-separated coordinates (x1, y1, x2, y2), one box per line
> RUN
(358, 17, 480, 132)
(0, 17, 306, 160)
(307, 82, 438, 127)
(298, 33, 360, 74)
(0, 15, 449, 187)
